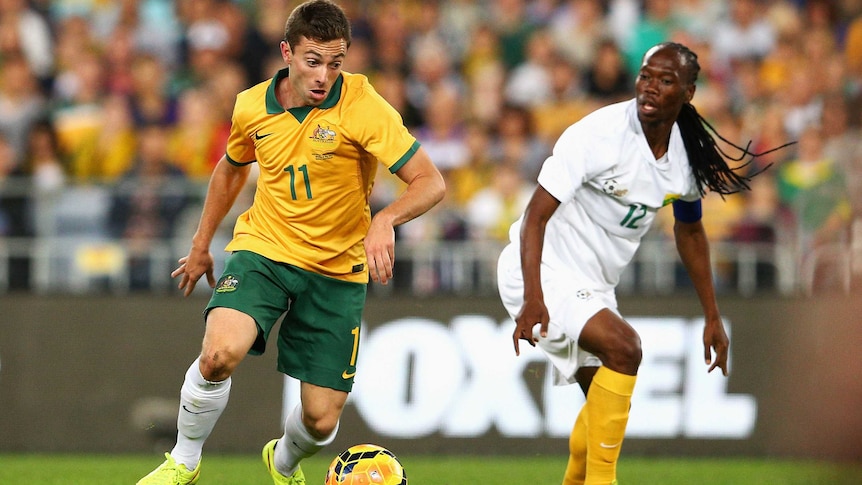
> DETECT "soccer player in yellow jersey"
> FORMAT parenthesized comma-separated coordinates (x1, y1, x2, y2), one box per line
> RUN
(137, 2, 445, 484)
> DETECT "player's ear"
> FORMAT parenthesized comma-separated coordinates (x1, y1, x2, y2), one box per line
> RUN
(685, 83, 696, 104)
(280, 40, 292, 64)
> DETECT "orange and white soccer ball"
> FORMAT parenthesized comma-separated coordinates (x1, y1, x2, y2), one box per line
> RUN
(324, 443, 407, 485)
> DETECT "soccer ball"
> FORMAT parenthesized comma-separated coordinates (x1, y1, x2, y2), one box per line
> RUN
(324, 443, 407, 485)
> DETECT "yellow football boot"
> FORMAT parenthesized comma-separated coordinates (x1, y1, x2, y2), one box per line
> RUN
(136, 453, 200, 485)
(262, 438, 307, 485)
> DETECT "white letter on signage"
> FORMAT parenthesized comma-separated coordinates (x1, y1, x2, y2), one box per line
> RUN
(627, 318, 686, 437)
(683, 319, 757, 438)
(353, 318, 463, 437)
(443, 316, 544, 437)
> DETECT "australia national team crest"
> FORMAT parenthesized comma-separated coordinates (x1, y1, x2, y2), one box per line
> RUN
(215, 274, 239, 293)
(309, 123, 337, 144)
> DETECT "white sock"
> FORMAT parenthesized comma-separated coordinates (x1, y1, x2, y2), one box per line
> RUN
(170, 360, 231, 471)
(273, 404, 339, 476)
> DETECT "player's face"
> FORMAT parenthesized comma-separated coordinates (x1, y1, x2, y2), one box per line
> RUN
(635, 46, 695, 125)
(281, 36, 347, 108)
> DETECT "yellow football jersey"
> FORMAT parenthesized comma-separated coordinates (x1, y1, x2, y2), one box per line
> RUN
(223, 69, 420, 283)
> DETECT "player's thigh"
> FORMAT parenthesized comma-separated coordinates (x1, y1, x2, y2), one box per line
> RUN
(196, 308, 260, 380)
(578, 308, 640, 370)
(278, 270, 366, 393)
(202, 307, 258, 357)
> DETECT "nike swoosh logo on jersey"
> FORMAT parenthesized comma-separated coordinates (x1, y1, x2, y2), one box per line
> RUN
(182, 405, 218, 415)
(255, 131, 272, 140)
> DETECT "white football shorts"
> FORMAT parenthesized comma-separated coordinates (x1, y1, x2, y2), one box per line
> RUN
(497, 243, 616, 385)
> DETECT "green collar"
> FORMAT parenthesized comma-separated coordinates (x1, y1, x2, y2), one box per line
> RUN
(265, 68, 343, 122)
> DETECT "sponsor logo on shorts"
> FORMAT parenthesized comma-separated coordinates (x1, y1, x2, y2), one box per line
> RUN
(215, 275, 239, 293)
(342, 369, 356, 379)
(576, 289, 593, 300)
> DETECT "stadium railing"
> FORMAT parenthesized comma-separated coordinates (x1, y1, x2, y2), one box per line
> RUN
(1, 181, 859, 296)
(0, 234, 851, 296)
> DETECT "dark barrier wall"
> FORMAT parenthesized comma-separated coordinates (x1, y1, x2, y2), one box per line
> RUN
(0, 294, 859, 460)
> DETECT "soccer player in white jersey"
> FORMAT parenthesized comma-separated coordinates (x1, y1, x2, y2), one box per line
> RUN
(497, 42, 791, 485)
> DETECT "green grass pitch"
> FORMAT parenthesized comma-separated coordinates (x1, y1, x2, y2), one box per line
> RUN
(1, 454, 860, 484)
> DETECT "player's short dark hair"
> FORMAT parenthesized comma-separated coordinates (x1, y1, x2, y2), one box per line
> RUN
(283, 0, 352, 52)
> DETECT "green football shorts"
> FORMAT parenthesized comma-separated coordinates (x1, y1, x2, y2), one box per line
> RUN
(206, 250, 366, 392)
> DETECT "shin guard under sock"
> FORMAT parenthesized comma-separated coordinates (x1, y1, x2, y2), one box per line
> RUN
(170, 360, 231, 470)
(584, 366, 636, 485)
(563, 404, 588, 485)
(273, 404, 339, 476)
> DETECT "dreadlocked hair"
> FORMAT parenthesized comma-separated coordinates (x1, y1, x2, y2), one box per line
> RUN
(660, 42, 795, 196)
(677, 103, 794, 197)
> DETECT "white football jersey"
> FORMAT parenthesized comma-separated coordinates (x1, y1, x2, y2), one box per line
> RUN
(506, 99, 701, 291)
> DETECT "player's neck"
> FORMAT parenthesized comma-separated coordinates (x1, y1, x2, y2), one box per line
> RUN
(276, 76, 301, 111)
(641, 122, 672, 159)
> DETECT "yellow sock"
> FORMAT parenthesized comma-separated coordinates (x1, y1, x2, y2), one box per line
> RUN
(563, 405, 588, 485)
(584, 367, 636, 485)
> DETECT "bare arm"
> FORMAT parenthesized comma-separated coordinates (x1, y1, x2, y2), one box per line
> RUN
(512, 185, 561, 356)
(365, 146, 445, 285)
(673, 218, 729, 375)
(172, 156, 252, 296)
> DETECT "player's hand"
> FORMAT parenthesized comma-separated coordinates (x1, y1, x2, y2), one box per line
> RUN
(171, 246, 215, 297)
(365, 217, 396, 285)
(703, 317, 729, 375)
(513, 298, 549, 356)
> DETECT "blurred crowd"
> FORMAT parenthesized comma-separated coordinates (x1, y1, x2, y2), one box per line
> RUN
(0, 0, 861, 293)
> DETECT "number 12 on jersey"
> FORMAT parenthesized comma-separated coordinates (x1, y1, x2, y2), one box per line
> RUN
(620, 203, 647, 229)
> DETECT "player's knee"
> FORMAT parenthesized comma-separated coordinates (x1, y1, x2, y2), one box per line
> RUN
(618, 332, 642, 371)
(623, 332, 642, 367)
(605, 331, 642, 375)
(302, 411, 339, 440)
(198, 350, 240, 382)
